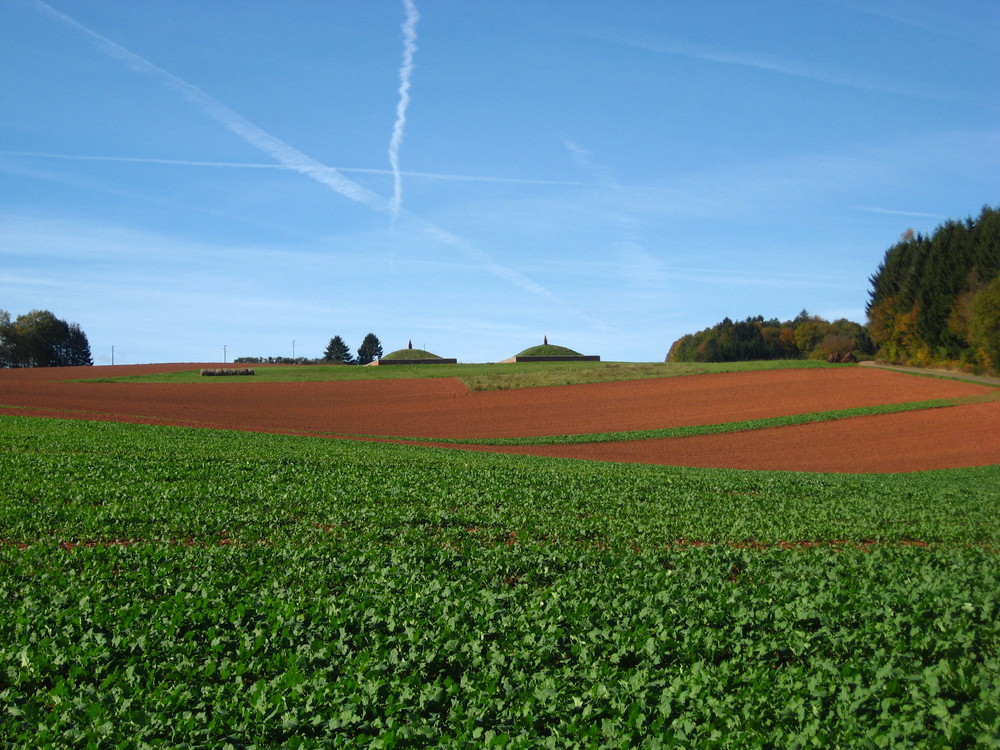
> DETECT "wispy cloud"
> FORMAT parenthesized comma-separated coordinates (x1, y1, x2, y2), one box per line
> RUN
(600, 31, 966, 105)
(419, 223, 610, 331)
(389, 0, 419, 218)
(562, 139, 667, 294)
(851, 206, 945, 219)
(31, 1, 605, 329)
(838, 0, 1000, 52)
(563, 139, 617, 186)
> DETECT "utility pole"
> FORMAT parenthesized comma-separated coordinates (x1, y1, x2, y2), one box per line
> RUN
(223, 344, 227, 363)
(111, 345, 115, 366)
(292, 340, 296, 360)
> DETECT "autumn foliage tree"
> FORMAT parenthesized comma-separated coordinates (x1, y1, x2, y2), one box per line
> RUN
(866, 205, 1000, 372)
(666, 312, 873, 363)
(967, 276, 1000, 371)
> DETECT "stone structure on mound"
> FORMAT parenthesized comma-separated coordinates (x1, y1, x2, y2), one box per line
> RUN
(505, 337, 600, 363)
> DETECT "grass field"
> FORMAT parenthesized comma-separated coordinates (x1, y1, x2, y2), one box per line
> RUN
(83, 358, 838, 390)
(2, 411, 999, 747)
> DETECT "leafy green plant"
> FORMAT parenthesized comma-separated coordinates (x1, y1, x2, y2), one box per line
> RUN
(2, 415, 998, 746)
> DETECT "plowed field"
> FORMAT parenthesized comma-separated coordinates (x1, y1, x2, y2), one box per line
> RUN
(1, 363, 997, 472)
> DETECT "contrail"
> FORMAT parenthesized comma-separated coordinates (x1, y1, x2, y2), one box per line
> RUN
(30, 2, 607, 329)
(389, 0, 419, 218)
(32, 1, 390, 213)
(851, 206, 944, 219)
(1, 151, 674, 190)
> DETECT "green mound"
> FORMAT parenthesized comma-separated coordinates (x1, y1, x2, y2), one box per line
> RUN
(382, 348, 441, 360)
(515, 344, 583, 357)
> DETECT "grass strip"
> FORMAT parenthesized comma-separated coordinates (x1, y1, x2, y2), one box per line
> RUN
(319, 396, 980, 446)
(79, 359, 835, 389)
(3, 393, 992, 448)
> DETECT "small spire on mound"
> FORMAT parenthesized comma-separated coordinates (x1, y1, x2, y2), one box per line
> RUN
(408, 339, 412, 349)
(543, 334, 548, 345)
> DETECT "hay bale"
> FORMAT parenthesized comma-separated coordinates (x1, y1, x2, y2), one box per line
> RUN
(200, 368, 256, 376)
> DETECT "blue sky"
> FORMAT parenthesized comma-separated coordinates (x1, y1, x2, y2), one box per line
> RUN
(2, 0, 998, 364)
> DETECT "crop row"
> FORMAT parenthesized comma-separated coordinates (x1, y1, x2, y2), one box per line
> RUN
(1, 415, 999, 746)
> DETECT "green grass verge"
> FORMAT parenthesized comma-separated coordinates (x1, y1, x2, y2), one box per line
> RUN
(83, 358, 837, 389)
(1, 416, 999, 745)
(303, 396, 984, 446)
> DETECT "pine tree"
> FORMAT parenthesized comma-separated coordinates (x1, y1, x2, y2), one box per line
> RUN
(356, 333, 383, 365)
(323, 335, 353, 364)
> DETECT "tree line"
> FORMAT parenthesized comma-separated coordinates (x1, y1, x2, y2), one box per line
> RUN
(0, 309, 93, 368)
(235, 333, 384, 366)
(323, 333, 383, 365)
(866, 205, 1000, 372)
(667, 312, 875, 363)
(667, 205, 999, 374)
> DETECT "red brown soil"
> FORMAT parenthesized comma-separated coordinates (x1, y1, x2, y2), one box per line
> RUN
(1, 363, 997, 473)
(472, 399, 1000, 473)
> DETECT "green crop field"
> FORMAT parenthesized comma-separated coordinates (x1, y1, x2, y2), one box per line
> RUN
(2, 414, 999, 747)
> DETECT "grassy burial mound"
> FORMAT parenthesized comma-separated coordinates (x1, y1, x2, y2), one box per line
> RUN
(377, 346, 457, 366)
(509, 343, 600, 362)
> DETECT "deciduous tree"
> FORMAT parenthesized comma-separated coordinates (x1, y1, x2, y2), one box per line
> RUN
(0, 309, 93, 367)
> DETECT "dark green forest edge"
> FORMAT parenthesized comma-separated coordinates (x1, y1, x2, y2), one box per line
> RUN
(668, 206, 1000, 375)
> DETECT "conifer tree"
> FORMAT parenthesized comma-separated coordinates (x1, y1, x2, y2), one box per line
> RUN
(356, 333, 383, 365)
(323, 335, 353, 364)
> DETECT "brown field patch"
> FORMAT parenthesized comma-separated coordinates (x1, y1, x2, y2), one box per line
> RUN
(465, 399, 1000, 473)
(0, 363, 996, 473)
